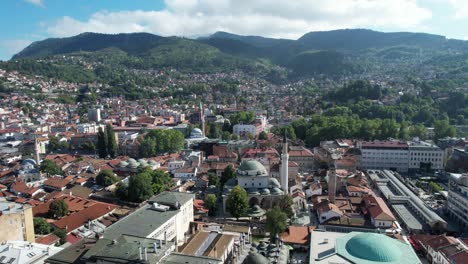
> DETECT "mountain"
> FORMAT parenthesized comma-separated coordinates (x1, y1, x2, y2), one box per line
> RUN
(6, 29, 468, 82)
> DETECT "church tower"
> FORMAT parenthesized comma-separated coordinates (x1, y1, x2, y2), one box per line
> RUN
(280, 133, 289, 194)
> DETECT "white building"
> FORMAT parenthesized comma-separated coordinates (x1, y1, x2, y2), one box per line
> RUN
(76, 123, 103, 134)
(408, 140, 444, 171)
(103, 191, 194, 246)
(358, 140, 409, 173)
(0, 241, 63, 264)
(168, 160, 185, 173)
(233, 123, 258, 137)
(447, 173, 468, 230)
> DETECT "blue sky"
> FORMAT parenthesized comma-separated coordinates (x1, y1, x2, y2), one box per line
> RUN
(1, 0, 467, 60)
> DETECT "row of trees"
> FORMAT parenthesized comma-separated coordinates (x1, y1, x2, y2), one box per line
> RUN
(97, 124, 118, 158)
(274, 115, 457, 147)
(138, 129, 185, 158)
(115, 168, 173, 202)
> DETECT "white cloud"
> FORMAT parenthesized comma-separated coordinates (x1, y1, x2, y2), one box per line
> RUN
(24, 0, 44, 7)
(449, 0, 468, 19)
(46, 0, 432, 39)
(0, 39, 33, 60)
(464, 36, 468, 40)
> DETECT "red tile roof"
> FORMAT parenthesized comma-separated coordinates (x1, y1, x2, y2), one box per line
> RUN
(280, 226, 311, 245)
(52, 203, 117, 232)
(36, 234, 60, 245)
(363, 195, 396, 221)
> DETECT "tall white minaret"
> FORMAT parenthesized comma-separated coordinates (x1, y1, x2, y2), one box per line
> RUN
(34, 135, 41, 164)
(280, 133, 289, 194)
(199, 102, 205, 137)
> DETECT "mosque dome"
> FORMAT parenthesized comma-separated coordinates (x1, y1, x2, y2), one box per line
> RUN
(269, 178, 281, 188)
(243, 252, 269, 264)
(190, 128, 204, 138)
(237, 160, 268, 177)
(270, 187, 283, 195)
(260, 188, 270, 195)
(21, 159, 37, 166)
(118, 161, 128, 168)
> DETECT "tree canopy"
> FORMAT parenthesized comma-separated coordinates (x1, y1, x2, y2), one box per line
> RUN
(205, 194, 218, 217)
(96, 169, 119, 187)
(40, 160, 63, 176)
(33, 217, 51, 235)
(48, 199, 69, 218)
(226, 185, 249, 220)
(265, 207, 288, 239)
(138, 129, 185, 158)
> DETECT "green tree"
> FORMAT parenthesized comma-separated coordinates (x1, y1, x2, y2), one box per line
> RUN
(139, 138, 157, 158)
(149, 169, 173, 195)
(128, 173, 154, 202)
(278, 195, 294, 218)
(40, 160, 63, 176)
(97, 127, 107, 158)
(53, 229, 67, 245)
(409, 124, 427, 140)
(48, 136, 61, 152)
(221, 131, 231, 141)
(220, 165, 236, 190)
(231, 134, 240, 140)
(258, 131, 268, 140)
(96, 169, 119, 187)
(398, 122, 409, 140)
(265, 207, 288, 240)
(208, 123, 221, 139)
(105, 124, 118, 158)
(114, 182, 128, 200)
(205, 194, 218, 217)
(434, 119, 456, 140)
(48, 199, 69, 218)
(33, 217, 51, 235)
(226, 185, 249, 220)
(208, 171, 219, 187)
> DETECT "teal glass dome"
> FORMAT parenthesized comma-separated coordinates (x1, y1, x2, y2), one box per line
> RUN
(344, 233, 401, 262)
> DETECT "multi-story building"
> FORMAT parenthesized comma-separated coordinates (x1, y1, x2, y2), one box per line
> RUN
(408, 140, 444, 171)
(358, 141, 409, 173)
(359, 140, 445, 173)
(288, 146, 315, 170)
(0, 199, 35, 242)
(103, 191, 194, 245)
(447, 173, 468, 231)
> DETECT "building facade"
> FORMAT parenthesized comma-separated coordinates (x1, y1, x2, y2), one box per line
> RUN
(447, 173, 468, 231)
(0, 200, 35, 242)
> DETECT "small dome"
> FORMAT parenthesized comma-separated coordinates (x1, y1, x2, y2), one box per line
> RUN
(270, 187, 283, 195)
(127, 158, 137, 164)
(269, 178, 281, 188)
(22, 159, 37, 166)
(224, 178, 238, 187)
(190, 128, 204, 138)
(244, 252, 269, 264)
(345, 233, 401, 262)
(238, 160, 268, 177)
(118, 161, 128, 167)
(248, 188, 260, 195)
(260, 188, 270, 195)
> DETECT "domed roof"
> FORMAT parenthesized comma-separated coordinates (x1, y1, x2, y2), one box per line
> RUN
(148, 160, 158, 165)
(127, 158, 137, 164)
(238, 160, 268, 177)
(138, 159, 148, 167)
(244, 252, 269, 264)
(269, 178, 281, 188)
(248, 188, 260, 195)
(190, 128, 204, 138)
(270, 187, 283, 195)
(118, 161, 128, 167)
(339, 233, 401, 263)
(260, 188, 270, 195)
(21, 159, 37, 166)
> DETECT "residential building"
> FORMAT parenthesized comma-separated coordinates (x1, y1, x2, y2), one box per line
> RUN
(179, 231, 236, 263)
(412, 234, 468, 264)
(288, 146, 314, 171)
(447, 173, 468, 231)
(0, 199, 35, 242)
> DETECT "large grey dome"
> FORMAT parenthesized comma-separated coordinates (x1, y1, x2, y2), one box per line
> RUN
(190, 128, 204, 138)
(237, 160, 268, 177)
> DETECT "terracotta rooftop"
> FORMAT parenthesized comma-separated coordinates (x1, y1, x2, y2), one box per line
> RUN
(280, 226, 311, 245)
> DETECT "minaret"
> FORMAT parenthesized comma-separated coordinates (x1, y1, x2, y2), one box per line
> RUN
(199, 102, 205, 137)
(34, 135, 41, 164)
(280, 133, 289, 194)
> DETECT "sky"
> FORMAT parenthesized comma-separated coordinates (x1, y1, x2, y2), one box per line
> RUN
(1, 0, 467, 60)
